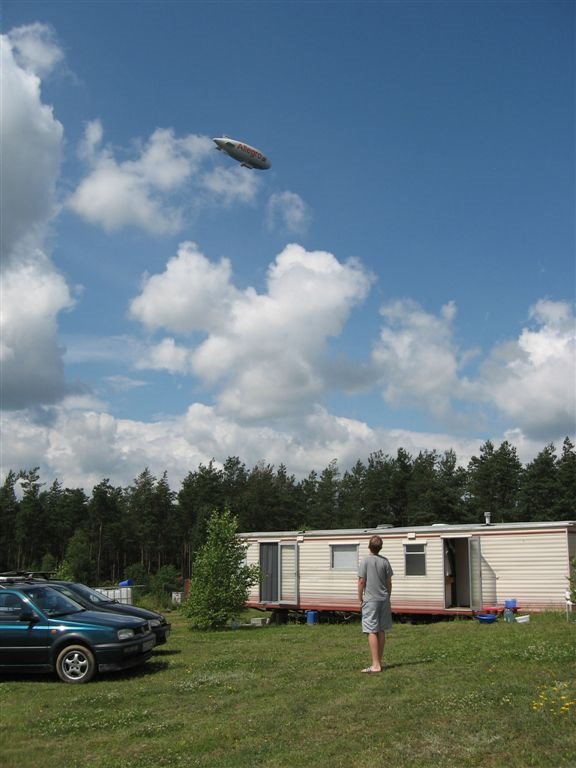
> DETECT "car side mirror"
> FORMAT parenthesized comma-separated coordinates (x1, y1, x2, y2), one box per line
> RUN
(20, 610, 40, 624)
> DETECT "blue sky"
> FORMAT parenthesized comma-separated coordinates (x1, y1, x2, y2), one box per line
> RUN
(1, 0, 574, 490)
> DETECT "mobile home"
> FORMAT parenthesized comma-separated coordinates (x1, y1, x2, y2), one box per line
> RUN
(241, 520, 576, 617)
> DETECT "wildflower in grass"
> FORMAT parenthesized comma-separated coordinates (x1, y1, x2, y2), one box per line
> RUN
(531, 681, 576, 716)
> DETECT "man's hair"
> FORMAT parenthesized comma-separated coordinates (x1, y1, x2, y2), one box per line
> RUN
(368, 535, 383, 554)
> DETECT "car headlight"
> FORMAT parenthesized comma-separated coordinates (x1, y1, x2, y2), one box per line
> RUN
(150, 619, 161, 627)
(117, 628, 135, 641)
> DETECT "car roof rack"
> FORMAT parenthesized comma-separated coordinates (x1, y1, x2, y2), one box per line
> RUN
(0, 571, 53, 579)
(0, 576, 37, 585)
(0, 571, 55, 584)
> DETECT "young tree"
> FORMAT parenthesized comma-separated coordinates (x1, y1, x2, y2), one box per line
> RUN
(183, 509, 260, 631)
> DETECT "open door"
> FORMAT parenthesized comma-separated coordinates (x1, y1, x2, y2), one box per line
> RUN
(468, 536, 482, 610)
(259, 542, 278, 602)
(443, 537, 482, 609)
(259, 542, 298, 605)
(279, 543, 298, 605)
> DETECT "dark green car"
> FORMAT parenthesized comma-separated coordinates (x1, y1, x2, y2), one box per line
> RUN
(47, 581, 171, 645)
(0, 581, 155, 683)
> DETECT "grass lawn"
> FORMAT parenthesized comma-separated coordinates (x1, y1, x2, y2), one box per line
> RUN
(1, 611, 574, 767)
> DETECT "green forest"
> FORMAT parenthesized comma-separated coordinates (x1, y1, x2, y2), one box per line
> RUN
(1, 438, 574, 585)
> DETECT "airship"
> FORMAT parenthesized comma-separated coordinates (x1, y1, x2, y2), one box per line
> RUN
(213, 136, 271, 170)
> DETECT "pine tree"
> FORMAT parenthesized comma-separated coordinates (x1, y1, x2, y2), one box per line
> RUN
(555, 438, 576, 519)
(338, 460, 367, 527)
(0, 471, 19, 570)
(307, 459, 340, 529)
(466, 441, 522, 523)
(363, 451, 394, 527)
(434, 449, 468, 523)
(519, 444, 558, 520)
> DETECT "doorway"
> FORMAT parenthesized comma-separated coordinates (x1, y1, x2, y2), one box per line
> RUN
(443, 537, 482, 609)
(259, 542, 298, 604)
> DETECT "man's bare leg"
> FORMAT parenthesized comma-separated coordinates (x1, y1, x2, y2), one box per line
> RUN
(366, 631, 384, 672)
(378, 630, 386, 665)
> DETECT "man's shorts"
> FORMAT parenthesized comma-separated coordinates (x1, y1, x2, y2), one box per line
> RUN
(362, 599, 393, 633)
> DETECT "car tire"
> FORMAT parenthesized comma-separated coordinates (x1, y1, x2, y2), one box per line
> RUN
(55, 644, 96, 683)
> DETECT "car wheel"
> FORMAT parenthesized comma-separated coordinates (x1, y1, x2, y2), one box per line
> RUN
(56, 645, 96, 683)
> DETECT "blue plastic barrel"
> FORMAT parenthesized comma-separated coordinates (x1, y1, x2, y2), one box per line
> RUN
(504, 599, 517, 609)
(306, 610, 319, 625)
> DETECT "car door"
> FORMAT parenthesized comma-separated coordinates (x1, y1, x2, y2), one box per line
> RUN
(0, 591, 52, 669)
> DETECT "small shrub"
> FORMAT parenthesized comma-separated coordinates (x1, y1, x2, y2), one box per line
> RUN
(182, 509, 260, 631)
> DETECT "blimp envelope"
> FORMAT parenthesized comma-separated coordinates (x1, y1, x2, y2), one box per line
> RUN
(213, 137, 271, 170)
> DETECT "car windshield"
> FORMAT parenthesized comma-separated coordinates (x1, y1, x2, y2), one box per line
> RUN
(22, 586, 84, 617)
(71, 583, 113, 604)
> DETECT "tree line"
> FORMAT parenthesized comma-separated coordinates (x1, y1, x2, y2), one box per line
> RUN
(0, 438, 574, 585)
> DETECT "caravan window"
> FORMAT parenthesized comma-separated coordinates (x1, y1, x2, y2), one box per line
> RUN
(331, 544, 358, 570)
(404, 543, 426, 576)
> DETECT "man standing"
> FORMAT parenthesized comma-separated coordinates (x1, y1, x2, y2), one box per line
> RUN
(358, 535, 393, 673)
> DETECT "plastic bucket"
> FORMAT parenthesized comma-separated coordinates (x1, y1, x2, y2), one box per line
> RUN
(504, 599, 517, 609)
(306, 610, 319, 625)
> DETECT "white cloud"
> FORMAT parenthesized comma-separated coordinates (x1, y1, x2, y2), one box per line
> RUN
(0, 28, 74, 410)
(0, 400, 484, 492)
(78, 118, 104, 161)
(7, 23, 64, 77)
(68, 127, 213, 234)
(131, 242, 374, 420)
(478, 300, 575, 440)
(68, 125, 260, 233)
(62, 334, 144, 365)
(136, 338, 194, 375)
(266, 191, 312, 235)
(129, 241, 237, 333)
(0, 30, 64, 265)
(1, 289, 572, 490)
(372, 299, 472, 417)
(200, 166, 260, 205)
(371, 297, 575, 442)
(104, 376, 148, 393)
(0, 255, 75, 409)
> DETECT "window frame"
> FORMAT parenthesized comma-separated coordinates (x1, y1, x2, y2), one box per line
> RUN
(404, 542, 427, 576)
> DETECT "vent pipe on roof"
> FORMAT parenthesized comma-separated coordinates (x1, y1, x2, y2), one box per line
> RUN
(484, 510, 492, 526)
